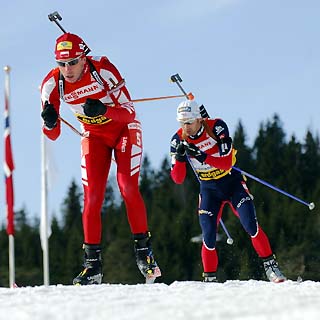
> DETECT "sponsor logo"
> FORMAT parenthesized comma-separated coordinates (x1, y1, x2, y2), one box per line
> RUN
(198, 209, 214, 216)
(237, 196, 251, 208)
(215, 125, 224, 135)
(178, 106, 191, 113)
(87, 275, 102, 282)
(199, 168, 226, 180)
(64, 84, 100, 102)
(57, 41, 73, 50)
(128, 122, 141, 131)
(171, 138, 178, 147)
(76, 114, 112, 125)
(197, 139, 213, 150)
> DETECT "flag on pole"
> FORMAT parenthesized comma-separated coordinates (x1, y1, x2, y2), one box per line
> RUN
(40, 100, 57, 285)
(4, 65, 15, 235)
(40, 134, 54, 251)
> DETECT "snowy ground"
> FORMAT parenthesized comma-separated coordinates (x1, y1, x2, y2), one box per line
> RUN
(0, 280, 319, 320)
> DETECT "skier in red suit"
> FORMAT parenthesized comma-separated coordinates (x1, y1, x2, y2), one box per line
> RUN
(170, 99, 286, 283)
(40, 33, 160, 285)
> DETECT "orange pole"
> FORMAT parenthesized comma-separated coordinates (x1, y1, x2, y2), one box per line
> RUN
(132, 94, 185, 103)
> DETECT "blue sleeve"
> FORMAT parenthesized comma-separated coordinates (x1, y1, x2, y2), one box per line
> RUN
(170, 133, 187, 163)
(170, 133, 182, 154)
(212, 119, 230, 139)
(212, 119, 233, 156)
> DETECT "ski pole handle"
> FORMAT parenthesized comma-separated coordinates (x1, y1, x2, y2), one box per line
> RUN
(48, 11, 67, 33)
(170, 73, 192, 99)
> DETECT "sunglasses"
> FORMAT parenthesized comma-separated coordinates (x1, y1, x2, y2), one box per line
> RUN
(179, 118, 197, 125)
(56, 55, 83, 67)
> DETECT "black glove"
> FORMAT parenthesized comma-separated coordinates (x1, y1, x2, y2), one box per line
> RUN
(83, 98, 107, 117)
(217, 137, 232, 156)
(185, 143, 207, 163)
(41, 101, 58, 129)
(175, 142, 186, 162)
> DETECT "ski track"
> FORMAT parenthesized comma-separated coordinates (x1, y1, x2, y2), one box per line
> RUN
(0, 280, 319, 320)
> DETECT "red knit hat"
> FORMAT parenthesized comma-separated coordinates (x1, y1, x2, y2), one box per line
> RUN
(55, 33, 85, 60)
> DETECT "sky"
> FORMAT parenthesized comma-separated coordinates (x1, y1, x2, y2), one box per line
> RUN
(1, 0, 320, 224)
(0, 280, 319, 319)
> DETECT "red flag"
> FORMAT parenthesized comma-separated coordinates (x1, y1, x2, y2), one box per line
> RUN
(4, 67, 15, 235)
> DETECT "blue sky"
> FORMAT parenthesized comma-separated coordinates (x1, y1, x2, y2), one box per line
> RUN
(1, 0, 320, 223)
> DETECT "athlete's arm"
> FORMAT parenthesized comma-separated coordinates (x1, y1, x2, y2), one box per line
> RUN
(170, 134, 187, 184)
(40, 71, 61, 140)
(97, 57, 136, 123)
(203, 119, 233, 170)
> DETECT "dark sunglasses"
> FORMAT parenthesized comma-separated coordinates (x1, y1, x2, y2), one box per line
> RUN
(56, 56, 82, 67)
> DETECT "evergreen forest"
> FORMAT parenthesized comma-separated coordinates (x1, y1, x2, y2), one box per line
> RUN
(0, 114, 319, 287)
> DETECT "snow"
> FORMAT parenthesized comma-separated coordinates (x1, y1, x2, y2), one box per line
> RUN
(1, 280, 319, 320)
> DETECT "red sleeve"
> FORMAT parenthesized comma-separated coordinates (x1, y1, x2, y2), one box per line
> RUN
(203, 152, 233, 171)
(42, 122, 61, 141)
(40, 69, 62, 140)
(171, 161, 187, 184)
(98, 57, 132, 100)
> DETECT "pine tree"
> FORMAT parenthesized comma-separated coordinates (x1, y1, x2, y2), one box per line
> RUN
(48, 216, 64, 284)
(233, 120, 254, 171)
(14, 208, 42, 285)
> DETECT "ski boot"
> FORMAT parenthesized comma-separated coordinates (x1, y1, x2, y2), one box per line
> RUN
(133, 232, 161, 283)
(263, 255, 286, 283)
(203, 272, 218, 282)
(73, 244, 103, 285)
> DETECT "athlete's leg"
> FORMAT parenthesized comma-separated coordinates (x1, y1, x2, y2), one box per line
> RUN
(115, 122, 161, 279)
(199, 188, 223, 273)
(229, 178, 285, 282)
(81, 136, 112, 244)
(114, 121, 148, 233)
(231, 180, 272, 258)
(251, 226, 272, 258)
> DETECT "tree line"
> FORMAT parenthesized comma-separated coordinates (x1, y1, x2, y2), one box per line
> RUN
(0, 114, 319, 286)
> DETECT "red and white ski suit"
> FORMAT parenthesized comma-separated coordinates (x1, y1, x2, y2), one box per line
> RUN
(41, 56, 148, 244)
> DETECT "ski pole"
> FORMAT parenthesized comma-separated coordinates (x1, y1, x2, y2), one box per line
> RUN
(48, 11, 67, 33)
(170, 74, 198, 105)
(132, 93, 191, 103)
(48, 11, 91, 55)
(170, 74, 189, 97)
(57, 92, 190, 138)
(58, 116, 89, 138)
(170, 73, 209, 118)
(232, 166, 315, 210)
